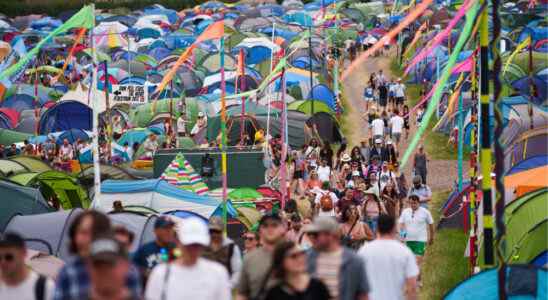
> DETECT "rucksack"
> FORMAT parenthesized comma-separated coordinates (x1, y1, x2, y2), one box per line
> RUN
(202, 243, 236, 275)
(320, 192, 334, 212)
(35, 274, 46, 300)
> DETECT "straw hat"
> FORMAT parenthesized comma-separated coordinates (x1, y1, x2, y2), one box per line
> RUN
(341, 153, 351, 162)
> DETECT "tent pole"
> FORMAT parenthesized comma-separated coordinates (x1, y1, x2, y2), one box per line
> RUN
(90, 3, 102, 201)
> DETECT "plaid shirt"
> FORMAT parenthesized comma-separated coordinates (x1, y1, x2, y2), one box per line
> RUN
(53, 256, 142, 300)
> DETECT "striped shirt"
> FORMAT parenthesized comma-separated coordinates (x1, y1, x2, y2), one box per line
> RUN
(316, 249, 343, 299)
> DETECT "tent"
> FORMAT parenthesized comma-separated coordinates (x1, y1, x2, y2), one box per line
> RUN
(445, 265, 547, 299)
(287, 100, 334, 116)
(38, 101, 92, 135)
(0, 179, 51, 230)
(8, 156, 51, 173)
(504, 165, 548, 197)
(306, 84, 337, 110)
(306, 112, 343, 144)
(160, 153, 209, 195)
(9, 171, 90, 209)
(94, 179, 222, 218)
(503, 188, 547, 264)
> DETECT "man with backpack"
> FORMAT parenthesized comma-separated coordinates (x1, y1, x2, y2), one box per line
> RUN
(203, 217, 242, 289)
(0, 232, 55, 300)
(314, 181, 339, 217)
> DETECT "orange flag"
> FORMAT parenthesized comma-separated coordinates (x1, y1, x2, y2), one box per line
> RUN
(55, 28, 87, 82)
(155, 21, 224, 95)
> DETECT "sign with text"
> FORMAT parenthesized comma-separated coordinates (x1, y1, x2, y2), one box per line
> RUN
(112, 85, 148, 104)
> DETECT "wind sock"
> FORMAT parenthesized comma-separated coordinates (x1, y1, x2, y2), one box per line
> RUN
(400, 0, 480, 168)
(502, 36, 531, 75)
(155, 21, 224, 94)
(342, 0, 434, 80)
(404, 0, 473, 76)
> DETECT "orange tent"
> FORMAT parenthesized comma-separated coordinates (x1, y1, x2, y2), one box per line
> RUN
(504, 165, 548, 197)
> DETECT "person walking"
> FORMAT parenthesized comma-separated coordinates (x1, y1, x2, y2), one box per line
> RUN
(145, 217, 231, 300)
(413, 145, 428, 185)
(389, 109, 405, 146)
(358, 214, 419, 300)
(340, 205, 373, 250)
(0, 233, 55, 300)
(408, 175, 433, 208)
(399, 195, 435, 286)
(264, 241, 330, 300)
(237, 213, 286, 300)
(305, 217, 369, 300)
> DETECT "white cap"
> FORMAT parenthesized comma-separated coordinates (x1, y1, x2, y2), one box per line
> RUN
(352, 170, 360, 176)
(375, 138, 382, 144)
(177, 217, 210, 246)
(386, 140, 393, 145)
(197, 112, 205, 117)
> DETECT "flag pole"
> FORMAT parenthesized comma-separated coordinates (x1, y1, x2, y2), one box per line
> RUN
(90, 3, 101, 201)
(220, 35, 228, 234)
(280, 66, 287, 210)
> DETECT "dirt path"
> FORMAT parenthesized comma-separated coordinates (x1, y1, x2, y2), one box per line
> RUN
(341, 50, 458, 192)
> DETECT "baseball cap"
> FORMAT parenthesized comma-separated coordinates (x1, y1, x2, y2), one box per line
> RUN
(259, 212, 282, 227)
(178, 217, 210, 246)
(198, 112, 205, 117)
(386, 140, 393, 145)
(89, 237, 127, 263)
(413, 175, 422, 184)
(154, 216, 175, 229)
(0, 232, 25, 248)
(375, 138, 382, 144)
(304, 217, 339, 233)
(352, 170, 360, 176)
(208, 216, 224, 232)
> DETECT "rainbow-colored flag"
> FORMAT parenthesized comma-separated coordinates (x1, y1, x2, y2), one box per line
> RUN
(161, 153, 209, 196)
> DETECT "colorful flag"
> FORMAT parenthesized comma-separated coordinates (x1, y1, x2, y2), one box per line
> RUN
(161, 153, 209, 196)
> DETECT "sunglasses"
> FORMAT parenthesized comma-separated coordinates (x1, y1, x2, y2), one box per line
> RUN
(286, 250, 306, 259)
(243, 236, 256, 241)
(0, 253, 15, 262)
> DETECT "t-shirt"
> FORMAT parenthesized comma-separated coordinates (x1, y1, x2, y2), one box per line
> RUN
(390, 115, 405, 134)
(237, 247, 276, 299)
(145, 259, 230, 300)
(378, 170, 396, 191)
(0, 271, 55, 300)
(399, 207, 434, 242)
(133, 241, 175, 273)
(264, 278, 331, 300)
(358, 239, 419, 300)
(314, 191, 339, 217)
(316, 249, 342, 299)
(393, 83, 406, 98)
(317, 165, 331, 182)
(371, 118, 384, 136)
(177, 117, 186, 134)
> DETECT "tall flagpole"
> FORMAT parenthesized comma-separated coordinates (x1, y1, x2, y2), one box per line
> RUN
(90, 3, 101, 201)
(280, 66, 287, 209)
(266, 21, 275, 152)
(220, 35, 228, 233)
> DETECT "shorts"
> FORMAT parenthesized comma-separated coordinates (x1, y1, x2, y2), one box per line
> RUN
(364, 97, 374, 102)
(396, 97, 405, 105)
(392, 132, 401, 143)
(406, 241, 426, 256)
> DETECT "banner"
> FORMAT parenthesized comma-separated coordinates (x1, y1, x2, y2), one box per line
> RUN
(342, 0, 434, 80)
(403, 0, 473, 76)
(502, 36, 531, 75)
(112, 85, 148, 104)
(400, 1, 480, 168)
(0, 5, 94, 81)
(402, 21, 428, 59)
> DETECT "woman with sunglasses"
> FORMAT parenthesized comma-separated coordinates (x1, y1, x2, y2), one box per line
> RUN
(242, 231, 259, 255)
(264, 241, 330, 300)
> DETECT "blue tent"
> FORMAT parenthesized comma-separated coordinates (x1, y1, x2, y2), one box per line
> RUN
(233, 46, 272, 65)
(95, 179, 223, 218)
(148, 47, 171, 61)
(445, 265, 547, 299)
(511, 75, 547, 106)
(2, 94, 37, 112)
(56, 129, 91, 145)
(506, 155, 548, 176)
(38, 101, 92, 135)
(282, 12, 313, 27)
(307, 84, 336, 110)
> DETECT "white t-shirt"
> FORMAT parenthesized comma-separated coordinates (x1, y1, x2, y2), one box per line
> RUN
(377, 169, 396, 191)
(145, 259, 231, 300)
(317, 165, 331, 182)
(393, 83, 406, 98)
(177, 117, 187, 134)
(0, 271, 55, 300)
(372, 118, 384, 136)
(398, 207, 434, 242)
(314, 190, 339, 217)
(358, 239, 419, 300)
(390, 115, 405, 134)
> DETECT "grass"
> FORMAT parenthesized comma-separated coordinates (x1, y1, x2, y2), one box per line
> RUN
(390, 59, 470, 160)
(420, 191, 469, 299)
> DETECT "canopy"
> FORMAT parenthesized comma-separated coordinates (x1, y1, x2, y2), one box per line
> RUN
(94, 179, 221, 218)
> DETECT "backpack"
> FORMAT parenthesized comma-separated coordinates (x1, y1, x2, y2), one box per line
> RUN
(202, 243, 236, 275)
(320, 192, 334, 212)
(35, 274, 47, 300)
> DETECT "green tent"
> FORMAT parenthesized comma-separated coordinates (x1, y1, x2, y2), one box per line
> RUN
(129, 97, 203, 129)
(228, 187, 263, 201)
(0, 179, 52, 230)
(9, 171, 90, 209)
(504, 188, 548, 264)
(236, 206, 261, 229)
(287, 100, 334, 116)
(0, 129, 33, 146)
(0, 159, 29, 177)
(9, 156, 52, 173)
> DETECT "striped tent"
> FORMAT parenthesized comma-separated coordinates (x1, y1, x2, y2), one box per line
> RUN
(160, 153, 209, 196)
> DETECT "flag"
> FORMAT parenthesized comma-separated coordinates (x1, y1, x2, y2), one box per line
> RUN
(503, 36, 531, 75)
(161, 153, 209, 196)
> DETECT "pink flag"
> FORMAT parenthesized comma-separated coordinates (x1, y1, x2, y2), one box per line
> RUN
(451, 56, 473, 74)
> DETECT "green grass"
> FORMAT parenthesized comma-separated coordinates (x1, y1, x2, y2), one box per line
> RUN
(421, 191, 469, 299)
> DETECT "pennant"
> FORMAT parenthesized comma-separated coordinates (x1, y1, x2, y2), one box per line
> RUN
(155, 21, 224, 95)
(0, 5, 94, 81)
(503, 36, 531, 76)
(342, 0, 434, 80)
(403, 0, 473, 76)
(400, 1, 480, 168)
